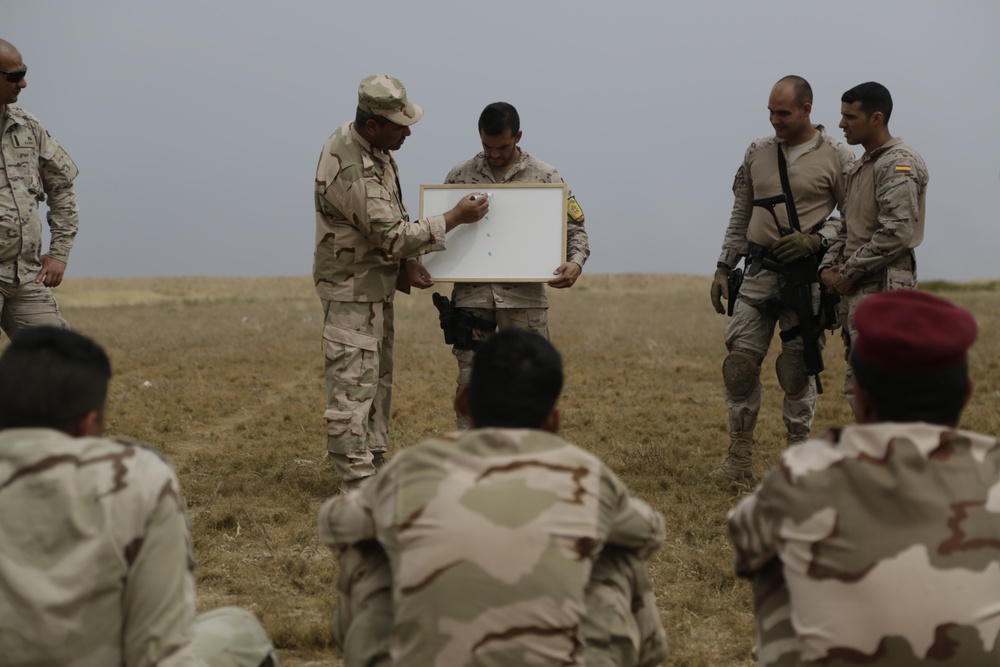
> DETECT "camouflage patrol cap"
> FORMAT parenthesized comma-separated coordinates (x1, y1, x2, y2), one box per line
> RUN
(854, 290, 978, 373)
(358, 74, 424, 126)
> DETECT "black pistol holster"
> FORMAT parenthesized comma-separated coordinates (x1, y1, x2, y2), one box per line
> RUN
(727, 265, 744, 317)
(432, 292, 457, 346)
(432, 293, 496, 351)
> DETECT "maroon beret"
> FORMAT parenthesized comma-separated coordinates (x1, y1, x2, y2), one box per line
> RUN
(853, 290, 978, 373)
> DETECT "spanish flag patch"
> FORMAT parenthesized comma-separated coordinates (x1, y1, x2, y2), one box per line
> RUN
(895, 164, 912, 174)
(567, 196, 585, 223)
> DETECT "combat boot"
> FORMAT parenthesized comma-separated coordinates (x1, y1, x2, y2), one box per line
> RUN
(710, 431, 755, 482)
(372, 451, 387, 470)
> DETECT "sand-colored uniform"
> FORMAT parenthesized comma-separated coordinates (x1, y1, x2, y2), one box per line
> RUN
(820, 138, 928, 409)
(0, 428, 275, 667)
(718, 127, 854, 443)
(313, 122, 447, 483)
(0, 105, 78, 334)
(443, 151, 590, 390)
(728, 423, 1000, 666)
(318, 428, 668, 667)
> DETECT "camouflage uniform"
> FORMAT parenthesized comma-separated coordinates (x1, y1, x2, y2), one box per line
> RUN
(728, 423, 1000, 666)
(717, 127, 854, 459)
(0, 428, 276, 667)
(820, 138, 928, 412)
(318, 428, 668, 667)
(443, 151, 589, 426)
(0, 104, 78, 335)
(314, 77, 447, 486)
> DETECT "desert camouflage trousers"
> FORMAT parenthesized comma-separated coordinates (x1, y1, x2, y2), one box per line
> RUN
(840, 260, 917, 417)
(452, 307, 549, 429)
(322, 299, 394, 485)
(724, 270, 822, 443)
(331, 542, 668, 667)
(0, 279, 69, 339)
(191, 606, 277, 667)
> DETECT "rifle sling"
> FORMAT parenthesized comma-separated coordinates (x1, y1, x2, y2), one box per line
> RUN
(776, 144, 802, 232)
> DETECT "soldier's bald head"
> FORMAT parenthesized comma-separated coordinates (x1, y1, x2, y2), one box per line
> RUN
(0, 39, 18, 58)
(774, 75, 813, 106)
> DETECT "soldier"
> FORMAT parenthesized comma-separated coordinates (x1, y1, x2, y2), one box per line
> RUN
(318, 330, 668, 667)
(0, 38, 79, 336)
(728, 290, 999, 666)
(429, 102, 590, 429)
(710, 75, 855, 481)
(0, 327, 277, 666)
(313, 75, 488, 490)
(820, 81, 929, 417)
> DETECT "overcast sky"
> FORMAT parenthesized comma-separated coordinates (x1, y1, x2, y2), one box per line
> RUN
(6, 1, 999, 281)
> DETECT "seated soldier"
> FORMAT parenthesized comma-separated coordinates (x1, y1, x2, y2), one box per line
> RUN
(728, 290, 1000, 666)
(318, 329, 669, 667)
(0, 327, 277, 667)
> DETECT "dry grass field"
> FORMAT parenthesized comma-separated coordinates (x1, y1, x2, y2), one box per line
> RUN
(25, 274, 1000, 666)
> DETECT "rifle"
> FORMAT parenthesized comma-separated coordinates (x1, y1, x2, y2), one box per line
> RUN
(751, 146, 825, 393)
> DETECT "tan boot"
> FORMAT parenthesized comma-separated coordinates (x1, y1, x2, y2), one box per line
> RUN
(710, 431, 755, 482)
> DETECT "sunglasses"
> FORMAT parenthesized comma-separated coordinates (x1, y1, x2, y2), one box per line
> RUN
(1, 67, 27, 84)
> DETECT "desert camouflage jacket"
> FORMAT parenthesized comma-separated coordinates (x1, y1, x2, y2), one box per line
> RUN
(718, 126, 854, 270)
(318, 428, 664, 667)
(0, 428, 203, 667)
(444, 151, 590, 309)
(728, 423, 1000, 666)
(314, 122, 446, 303)
(0, 105, 80, 285)
(826, 137, 928, 287)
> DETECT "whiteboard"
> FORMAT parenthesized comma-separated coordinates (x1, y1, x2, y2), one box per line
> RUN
(419, 183, 568, 282)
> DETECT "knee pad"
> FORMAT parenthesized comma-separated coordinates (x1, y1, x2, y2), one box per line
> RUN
(723, 351, 760, 400)
(775, 352, 810, 398)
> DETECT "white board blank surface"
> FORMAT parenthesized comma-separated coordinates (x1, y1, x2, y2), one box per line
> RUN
(419, 184, 567, 282)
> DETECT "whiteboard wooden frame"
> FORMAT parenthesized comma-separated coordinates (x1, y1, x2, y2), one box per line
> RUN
(418, 183, 567, 282)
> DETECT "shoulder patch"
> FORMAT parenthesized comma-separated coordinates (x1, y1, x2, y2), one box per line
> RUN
(567, 196, 585, 223)
(894, 164, 912, 174)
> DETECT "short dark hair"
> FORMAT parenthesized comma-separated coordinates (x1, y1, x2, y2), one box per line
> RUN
(478, 102, 520, 136)
(778, 75, 813, 105)
(851, 352, 966, 426)
(355, 106, 389, 128)
(468, 329, 563, 429)
(842, 82, 893, 124)
(0, 327, 112, 433)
